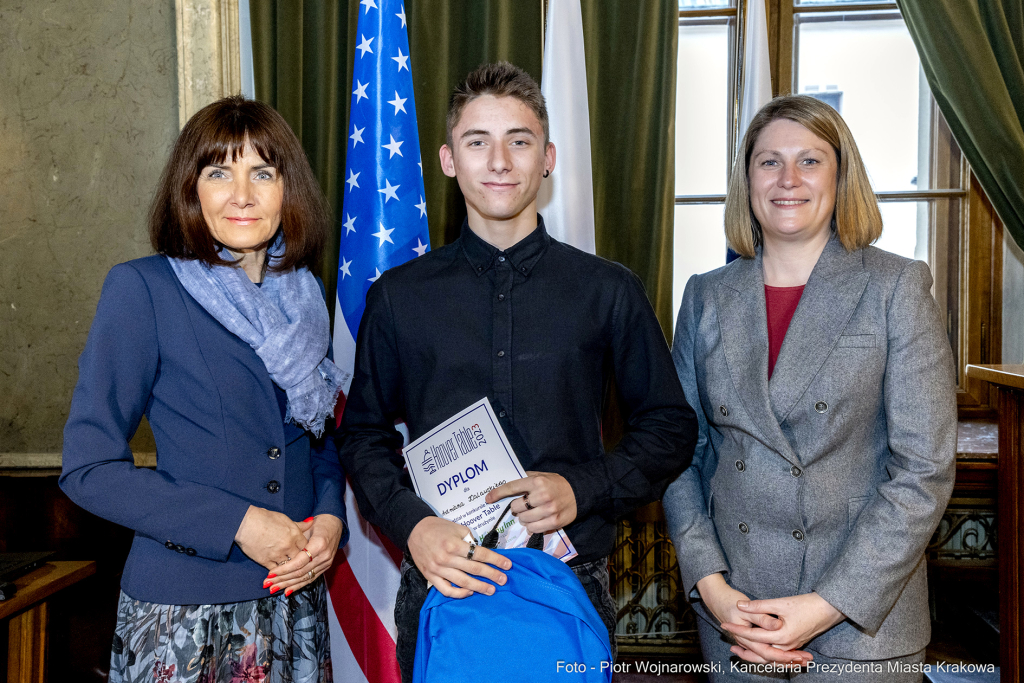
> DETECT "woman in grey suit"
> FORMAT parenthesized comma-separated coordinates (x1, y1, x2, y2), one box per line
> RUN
(664, 95, 956, 681)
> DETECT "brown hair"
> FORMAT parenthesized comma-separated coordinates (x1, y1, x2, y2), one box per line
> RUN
(724, 94, 882, 258)
(149, 95, 330, 272)
(446, 62, 549, 148)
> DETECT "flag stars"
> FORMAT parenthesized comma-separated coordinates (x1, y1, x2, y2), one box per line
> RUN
(356, 35, 374, 58)
(350, 125, 365, 147)
(346, 170, 360, 191)
(369, 268, 382, 283)
(353, 80, 369, 103)
(387, 91, 407, 115)
(378, 178, 400, 203)
(392, 48, 410, 72)
(344, 213, 357, 234)
(396, 5, 407, 28)
(373, 222, 395, 246)
(412, 239, 428, 257)
(382, 135, 404, 159)
(339, 257, 352, 279)
(415, 195, 427, 219)
(360, 0, 377, 13)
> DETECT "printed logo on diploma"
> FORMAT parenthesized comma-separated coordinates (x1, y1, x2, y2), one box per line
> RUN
(403, 398, 577, 562)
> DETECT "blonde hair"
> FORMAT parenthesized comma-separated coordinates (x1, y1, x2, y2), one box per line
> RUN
(724, 95, 882, 258)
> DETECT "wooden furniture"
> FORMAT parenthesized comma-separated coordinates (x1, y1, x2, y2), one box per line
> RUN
(0, 561, 96, 683)
(965, 365, 1024, 683)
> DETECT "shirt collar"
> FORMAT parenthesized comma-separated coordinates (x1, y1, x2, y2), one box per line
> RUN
(460, 214, 552, 277)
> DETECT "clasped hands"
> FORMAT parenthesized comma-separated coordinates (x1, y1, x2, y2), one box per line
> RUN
(697, 573, 846, 665)
(408, 471, 576, 599)
(234, 505, 344, 597)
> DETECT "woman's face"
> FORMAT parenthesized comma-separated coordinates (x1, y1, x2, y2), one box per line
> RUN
(196, 142, 283, 255)
(748, 118, 838, 246)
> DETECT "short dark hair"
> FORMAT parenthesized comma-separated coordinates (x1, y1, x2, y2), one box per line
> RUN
(446, 62, 549, 148)
(149, 95, 330, 272)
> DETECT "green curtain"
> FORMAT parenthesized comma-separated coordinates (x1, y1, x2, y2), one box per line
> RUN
(581, 0, 678, 338)
(897, 0, 1024, 251)
(252, 0, 679, 336)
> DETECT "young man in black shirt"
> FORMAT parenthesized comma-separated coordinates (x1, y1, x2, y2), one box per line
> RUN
(339, 62, 697, 682)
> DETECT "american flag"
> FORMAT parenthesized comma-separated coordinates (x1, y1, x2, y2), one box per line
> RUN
(326, 1, 429, 681)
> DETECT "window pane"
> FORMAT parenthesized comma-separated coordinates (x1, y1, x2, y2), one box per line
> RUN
(876, 202, 922, 260)
(875, 198, 957, 266)
(795, 0, 885, 5)
(678, 0, 733, 8)
(673, 203, 727, 326)
(675, 20, 732, 196)
(796, 13, 934, 191)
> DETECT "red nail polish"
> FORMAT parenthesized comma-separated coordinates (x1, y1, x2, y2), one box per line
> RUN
(267, 573, 277, 579)
(285, 588, 293, 597)
(270, 585, 279, 594)
(263, 580, 272, 588)
(303, 517, 315, 523)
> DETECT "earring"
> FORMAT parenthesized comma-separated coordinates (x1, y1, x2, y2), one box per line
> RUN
(543, 170, 550, 178)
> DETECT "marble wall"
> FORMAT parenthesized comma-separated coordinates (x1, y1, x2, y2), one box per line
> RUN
(0, 0, 178, 459)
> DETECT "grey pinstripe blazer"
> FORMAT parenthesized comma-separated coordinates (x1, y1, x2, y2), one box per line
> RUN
(663, 237, 957, 660)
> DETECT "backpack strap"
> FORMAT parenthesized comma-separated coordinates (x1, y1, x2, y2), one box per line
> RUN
(481, 501, 545, 550)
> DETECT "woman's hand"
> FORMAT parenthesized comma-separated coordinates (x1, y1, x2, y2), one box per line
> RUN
(722, 592, 845, 660)
(234, 505, 313, 573)
(263, 514, 345, 597)
(696, 573, 812, 666)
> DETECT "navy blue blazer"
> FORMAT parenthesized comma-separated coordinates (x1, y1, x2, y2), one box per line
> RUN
(60, 255, 347, 605)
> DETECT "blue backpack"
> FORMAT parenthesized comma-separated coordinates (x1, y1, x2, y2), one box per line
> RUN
(413, 548, 613, 682)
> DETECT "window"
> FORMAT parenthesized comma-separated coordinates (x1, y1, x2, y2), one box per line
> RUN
(673, 0, 1001, 415)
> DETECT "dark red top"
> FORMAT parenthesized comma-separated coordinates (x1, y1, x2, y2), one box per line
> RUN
(765, 285, 805, 379)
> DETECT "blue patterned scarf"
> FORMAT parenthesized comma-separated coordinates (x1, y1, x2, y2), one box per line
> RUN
(168, 239, 343, 437)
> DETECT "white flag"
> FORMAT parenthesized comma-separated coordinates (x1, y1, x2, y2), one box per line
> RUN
(538, 0, 596, 254)
(739, 0, 773, 137)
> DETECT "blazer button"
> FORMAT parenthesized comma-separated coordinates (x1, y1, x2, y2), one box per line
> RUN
(165, 540, 175, 550)
(267, 447, 281, 460)
(175, 544, 186, 553)
(738, 522, 749, 534)
(719, 405, 728, 417)
(186, 548, 197, 556)
(735, 460, 745, 472)
(814, 401, 828, 413)
(791, 465, 802, 477)
(792, 530, 804, 541)
(266, 480, 281, 494)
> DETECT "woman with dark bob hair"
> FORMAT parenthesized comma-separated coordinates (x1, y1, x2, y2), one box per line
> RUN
(663, 95, 956, 681)
(61, 95, 347, 682)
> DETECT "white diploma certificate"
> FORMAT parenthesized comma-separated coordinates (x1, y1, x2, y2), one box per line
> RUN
(402, 397, 577, 562)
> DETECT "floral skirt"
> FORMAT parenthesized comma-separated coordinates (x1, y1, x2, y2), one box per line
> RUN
(110, 578, 333, 683)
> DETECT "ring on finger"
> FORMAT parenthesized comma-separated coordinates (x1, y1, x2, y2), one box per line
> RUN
(466, 542, 477, 561)
(523, 493, 534, 511)
(306, 569, 315, 581)
(302, 548, 314, 563)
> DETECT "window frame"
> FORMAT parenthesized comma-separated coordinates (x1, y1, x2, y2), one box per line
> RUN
(675, 0, 1003, 416)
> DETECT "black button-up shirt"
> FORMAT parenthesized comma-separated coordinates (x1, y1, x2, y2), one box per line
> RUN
(339, 218, 696, 564)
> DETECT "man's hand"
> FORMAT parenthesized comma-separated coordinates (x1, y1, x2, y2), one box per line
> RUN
(722, 592, 845, 661)
(407, 517, 512, 599)
(263, 514, 345, 596)
(696, 573, 812, 666)
(485, 471, 577, 534)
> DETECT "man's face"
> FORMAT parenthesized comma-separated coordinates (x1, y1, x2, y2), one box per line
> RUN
(440, 95, 554, 227)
